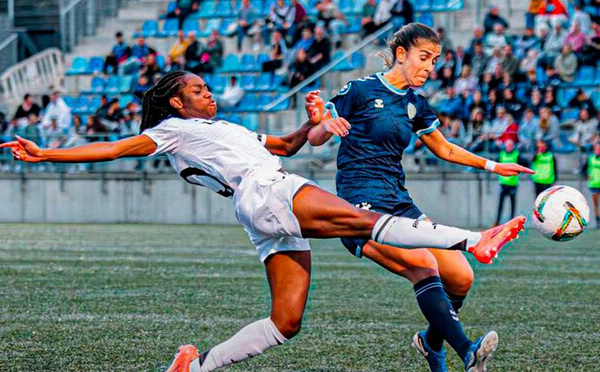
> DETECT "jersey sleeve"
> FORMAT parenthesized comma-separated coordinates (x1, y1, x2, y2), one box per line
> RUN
(412, 97, 441, 137)
(142, 118, 183, 155)
(325, 81, 357, 119)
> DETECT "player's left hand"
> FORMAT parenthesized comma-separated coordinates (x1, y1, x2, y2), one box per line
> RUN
(305, 90, 324, 125)
(494, 163, 535, 176)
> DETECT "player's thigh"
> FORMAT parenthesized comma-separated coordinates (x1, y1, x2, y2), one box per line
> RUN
(362, 241, 439, 284)
(292, 184, 380, 239)
(428, 249, 474, 296)
(264, 250, 311, 337)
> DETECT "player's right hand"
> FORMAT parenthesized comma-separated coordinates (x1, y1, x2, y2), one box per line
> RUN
(323, 117, 351, 137)
(0, 136, 45, 163)
(305, 90, 324, 125)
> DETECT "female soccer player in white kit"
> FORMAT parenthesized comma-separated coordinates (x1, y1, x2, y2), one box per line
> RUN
(1, 71, 525, 372)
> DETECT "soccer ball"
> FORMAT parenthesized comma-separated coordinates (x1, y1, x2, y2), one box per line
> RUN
(532, 185, 590, 241)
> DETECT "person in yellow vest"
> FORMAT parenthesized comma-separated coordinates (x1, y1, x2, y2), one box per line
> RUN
(531, 139, 557, 196)
(495, 139, 528, 225)
(583, 142, 600, 227)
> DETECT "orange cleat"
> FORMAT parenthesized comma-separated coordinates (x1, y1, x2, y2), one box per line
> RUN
(467, 216, 526, 264)
(166, 344, 200, 372)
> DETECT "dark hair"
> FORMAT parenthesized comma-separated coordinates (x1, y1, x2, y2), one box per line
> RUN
(140, 70, 189, 131)
(23, 93, 31, 100)
(377, 23, 440, 69)
(116, 32, 123, 38)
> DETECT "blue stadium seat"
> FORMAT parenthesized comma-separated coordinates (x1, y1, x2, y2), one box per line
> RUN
(271, 94, 290, 111)
(417, 12, 434, 27)
(331, 51, 353, 71)
(240, 75, 256, 90)
(120, 75, 135, 92)
(183, 19, 201, 35)
(271, 74, 286, 89)
(63, 96, 78, 108)
(87, 96, 102, 112)
(166, 1, 177, 13)
(211, 75, 226, 93)
(592, 90, 600, 107)
(200, 19, 221, 37)
(350, 52, 366, 69)
(353, 0, 365, 14)
(413, 0, 431, 11)
(431, 0, 449, 11)
(104, 76, 121, 93)
(258, 94, 272, 109)
(256, 53, 269, 68)
(576, 66, 596, 85)
(339, 0, 354, 14)
(84, 76, 106, 93)
(250, 0, 264, 16)
(300, 78, 320, 93)
(562, 108, 580, 121)
(141, 20, 159, 38)
(197, 1, 216, 18)
(557, 88, 578, 107)
(244, 113, 260, 131)
(216, 0, 233, 17)
(160, 18, 179, 37)
(228, 114, 243, 124)
(88, 57, 104, 74)
(220, 55, 240, 73)
(236, 94, 258, 112)
(156, 54, 166, 69)
(255, 74, 272, 90)
(536, 67, 547, 85)
(219, 19, 233, 36)
(119, 94, 135, 107)
(240, 54, 256, 72)
(345, 17, 361, 34)
(67, 57, 89, 75)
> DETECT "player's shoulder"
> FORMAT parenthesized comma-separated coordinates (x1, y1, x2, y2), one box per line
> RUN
(335, 74, 378, 97)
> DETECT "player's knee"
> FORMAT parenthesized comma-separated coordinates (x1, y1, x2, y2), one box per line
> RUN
(403, 253, 439, 283)
(275, 316, 303, 339)
(447, 267, 475, 295)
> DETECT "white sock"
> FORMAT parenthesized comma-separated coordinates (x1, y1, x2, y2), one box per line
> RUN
(371, 215, 481, 250)
(194, 317, 287, 372)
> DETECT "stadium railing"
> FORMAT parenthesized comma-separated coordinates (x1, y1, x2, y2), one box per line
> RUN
(0, 48, 64, 110)
(0, 32, 18, 77)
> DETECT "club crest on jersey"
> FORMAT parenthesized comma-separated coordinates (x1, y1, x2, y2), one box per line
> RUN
(374, 99, 384, 108)
(407, 102, 417, 119)
(337, 82, 351, 96)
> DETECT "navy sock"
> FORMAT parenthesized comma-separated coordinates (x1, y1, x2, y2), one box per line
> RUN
(414, 277, 471, 360)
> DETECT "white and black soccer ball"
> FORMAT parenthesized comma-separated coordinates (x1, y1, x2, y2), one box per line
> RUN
(532, 185, 590, 241)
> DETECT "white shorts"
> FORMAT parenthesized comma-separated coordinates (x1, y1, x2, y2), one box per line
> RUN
(234, 171, 314, 262)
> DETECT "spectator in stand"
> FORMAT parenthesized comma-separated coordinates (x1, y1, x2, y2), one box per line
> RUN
(542, 86, 561, 117)
(467, 41, 489, 78)
(373, 0, 394, 31)
(466, 27, 484, 54)
(501, 45, 519, 79)
(565, 21, 587, 54)
(584, 22, 600, 63)
(436, 27, 454, 57)
(531, 139, 557, 195)
(570, 108, 599, 152)
(500, 114, 519, 144)
(291, 0, 310, 46)
(439, 66, 455, 89)
(540, 19, 566, 67)
(569, 89, 598, 117)
(308, 25, 331, 72)
(503, 88, 524, 121)
(466, 107, 490, 152)
(140, 54, 162, 81)
(23, 114, 43, 145)
(528, 88, 544, 115)
(390, 0, 414, 25)
(360, 0, 378, 39)
(454, 46, 466, 77)
(134, 75, 152, 97)
(200, 30, 224, 73)
(438, 113, 463, 144)
(520, 50, 540, 75)
(573, 4, 592, 36)
(485, 89, 500, 120)
(183, 31, 204, 73)
(43, 117, 66, 149)
(265, 0, 295, 44)
(467, 89, 486, 117)
(2, 118, 25, 142)
(538, 106, 560, 149)
(103, 32, 131, 74)
(588, 0, 600, 24)
(168, 30, 190, 69)
(584, 141, 600, 228)
(294, 27, 314, 52)
(233, 0, 260, 52)
(316, 0, 347, 48)
(130, 36, 156, 63)
(94, 98, 124, 134)
(215, 76, 245, 109)
(553, 44, 577, 82)
(515, 28, 539, 58)
(519, 108, 539, 154)
(13, 94, 41, 122)
(262, 29, 287, 73)
(41, 91, 71, 131)
(526, 0, 544, 29)
(288, 48, 314, 88)
(63, 115, 88, 148)
(420, 70, 442, 98)
(437, 50, 456, 78)
(166, 0, 200, 30)
(453, 65, 477, 95)
(483, 5, 509, 35)
(436, 87, 463, 118)
(494, 139, 524, 226)
(121, 102, 141, 137)
(489, 105, 510, 151)
(544, 65, 562, 87)
(484, 24, 508, 55)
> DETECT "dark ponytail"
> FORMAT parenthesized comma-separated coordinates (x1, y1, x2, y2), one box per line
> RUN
(140, 71, 189, 131)
(377, 22, 440, 69)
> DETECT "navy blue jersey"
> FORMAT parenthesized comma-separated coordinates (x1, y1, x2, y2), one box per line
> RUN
(327, 72, 440, 209)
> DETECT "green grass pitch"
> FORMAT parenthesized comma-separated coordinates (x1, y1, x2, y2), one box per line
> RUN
(0, 224, 599, 371)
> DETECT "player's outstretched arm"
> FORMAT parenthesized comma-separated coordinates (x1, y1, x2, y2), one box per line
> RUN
(420, 129, 535, 176)
(304, 91, 351, 146)
(0, 135, 157, 163)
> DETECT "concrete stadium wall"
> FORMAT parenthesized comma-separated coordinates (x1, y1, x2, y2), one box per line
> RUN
(0, 173, 592, 227)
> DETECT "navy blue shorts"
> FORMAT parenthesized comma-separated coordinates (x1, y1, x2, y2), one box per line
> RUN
(591, 188, 600, 194)
(341, 201, 424, 258)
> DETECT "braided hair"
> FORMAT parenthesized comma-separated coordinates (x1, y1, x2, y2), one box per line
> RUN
(377, 23, 440, 69)
(140, 70, 190, 131)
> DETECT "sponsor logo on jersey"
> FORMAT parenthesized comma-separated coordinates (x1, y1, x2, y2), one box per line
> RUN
(374, 99, 384, 108)
(407, 102, 417, 119)
(355, 202, 372, 210)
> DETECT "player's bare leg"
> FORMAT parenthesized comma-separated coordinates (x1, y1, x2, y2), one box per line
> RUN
(291, 185, 525, 263)
(592, 193, 599, 228)
(166, 251, 311, 372)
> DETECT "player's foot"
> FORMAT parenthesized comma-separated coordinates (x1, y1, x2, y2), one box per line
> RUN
(467, 216, 525, 264)
(166, 344, 201, 372)
(412, 331, 448, 372)
(464, 331, 498, 372)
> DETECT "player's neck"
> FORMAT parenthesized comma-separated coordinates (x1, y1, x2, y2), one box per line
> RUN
(382, 68, 410, 90)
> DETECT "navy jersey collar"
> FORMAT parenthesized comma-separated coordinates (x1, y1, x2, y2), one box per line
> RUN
(375, 72, 410, 96)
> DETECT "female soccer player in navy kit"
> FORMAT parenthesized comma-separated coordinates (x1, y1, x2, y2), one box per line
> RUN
(306, 23, 534, 372)
(3, 71, 525, 372)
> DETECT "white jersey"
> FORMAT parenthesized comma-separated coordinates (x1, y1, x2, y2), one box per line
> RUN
(142, 117, 282, 197)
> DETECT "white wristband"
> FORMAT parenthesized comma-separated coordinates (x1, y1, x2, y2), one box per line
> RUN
(484, 160, 498, 172)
